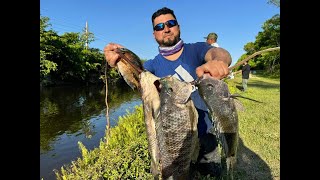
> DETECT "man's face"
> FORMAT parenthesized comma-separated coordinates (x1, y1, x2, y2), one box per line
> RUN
(153, 14, 180, 47)
(206, 38, 215, 44)
(207, 39, 213, 44)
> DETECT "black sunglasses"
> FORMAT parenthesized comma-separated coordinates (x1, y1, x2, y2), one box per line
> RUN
(153, 20, 178, 31)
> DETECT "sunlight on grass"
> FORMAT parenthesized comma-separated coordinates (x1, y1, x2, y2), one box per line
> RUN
(227, 73, 280, 179)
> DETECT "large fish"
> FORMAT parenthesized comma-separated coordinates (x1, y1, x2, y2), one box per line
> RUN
(140, 72, 199, 180)
(112, 49, 162, 177)
(139, 71, 161, 179)
(195, 75, 240, 180)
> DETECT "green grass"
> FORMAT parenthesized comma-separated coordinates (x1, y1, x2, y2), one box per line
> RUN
(53, 72, 280, 180)
(226, 72, 280, 180)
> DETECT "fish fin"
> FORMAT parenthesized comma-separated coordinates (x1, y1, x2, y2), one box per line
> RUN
(231, 93, 263, 103)
(233, 98, 245, 111)
(212, 123, 230, 156)
(219, 133, 230, 156)
(122, 77, 137, 90)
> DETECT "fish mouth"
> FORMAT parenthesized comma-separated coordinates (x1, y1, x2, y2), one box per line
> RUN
(154, 79, 161, 93)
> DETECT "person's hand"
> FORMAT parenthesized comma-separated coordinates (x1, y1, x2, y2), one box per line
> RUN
(103, 43, 124, 67)
(196, 60, 229, 79)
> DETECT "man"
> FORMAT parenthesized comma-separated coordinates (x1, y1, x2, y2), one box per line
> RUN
(242, 61, 251, 92)
(204, 32, 219, 47)
(104, 7, 232, 178)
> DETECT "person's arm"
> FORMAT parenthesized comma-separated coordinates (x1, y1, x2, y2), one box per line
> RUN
(196, 47, 232, 79)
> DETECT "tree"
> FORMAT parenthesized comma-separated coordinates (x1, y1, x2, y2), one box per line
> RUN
(239, 14, 280, 74)
(40, 16, 58, 84)
(256, 14, 280, 48)
(40, 15, 120, 86)
(268, 0, 280, 7)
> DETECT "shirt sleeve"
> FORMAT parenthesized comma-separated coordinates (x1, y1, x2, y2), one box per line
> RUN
(194, 42, 212, 63)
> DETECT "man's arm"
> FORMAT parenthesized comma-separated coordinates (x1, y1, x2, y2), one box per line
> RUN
(196, 47, 232, 79)
(205, 47, 232, 66)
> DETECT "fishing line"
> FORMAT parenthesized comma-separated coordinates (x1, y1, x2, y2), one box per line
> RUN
(104, 61, 111, 143)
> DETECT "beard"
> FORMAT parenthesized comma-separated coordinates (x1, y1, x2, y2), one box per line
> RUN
(156, 31, 181, 47)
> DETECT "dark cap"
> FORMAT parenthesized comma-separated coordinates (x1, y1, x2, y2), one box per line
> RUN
(204, 32, 218, 40)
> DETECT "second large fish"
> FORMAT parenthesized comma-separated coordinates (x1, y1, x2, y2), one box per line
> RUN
(196, 75, 240, 180)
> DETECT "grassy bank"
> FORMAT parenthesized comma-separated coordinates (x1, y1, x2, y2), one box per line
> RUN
(54, 72, 280, 180)
(228, 72, 280, 180)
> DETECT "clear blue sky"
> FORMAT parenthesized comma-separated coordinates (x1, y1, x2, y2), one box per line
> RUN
(40, 0, 279, 66)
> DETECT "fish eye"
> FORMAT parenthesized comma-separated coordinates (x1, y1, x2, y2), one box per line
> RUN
(208, 84, 214, 88)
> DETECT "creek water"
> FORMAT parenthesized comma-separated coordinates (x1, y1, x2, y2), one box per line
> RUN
(40, 83, 141, 180)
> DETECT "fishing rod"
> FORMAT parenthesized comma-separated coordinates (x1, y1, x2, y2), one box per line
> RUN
(228, 46, 280, 71)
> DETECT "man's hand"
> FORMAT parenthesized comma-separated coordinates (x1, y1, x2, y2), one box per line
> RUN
(196, 47, 232, 79)
(103, 43, 124, 67)
(196, 60, 229, 79)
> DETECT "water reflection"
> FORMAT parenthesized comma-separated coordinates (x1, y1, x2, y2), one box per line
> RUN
(40, 82, 141, 180)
